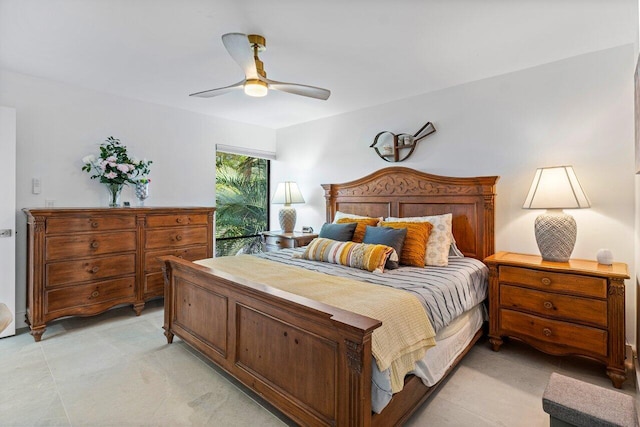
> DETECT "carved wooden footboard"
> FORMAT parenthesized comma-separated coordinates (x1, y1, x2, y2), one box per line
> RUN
(162, 256, 381, 426)
(163, 167, 498, 426)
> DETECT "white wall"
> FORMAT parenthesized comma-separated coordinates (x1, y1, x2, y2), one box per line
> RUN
(273, 44, 638, 346)
(0, 106, 16, 338)
(0, 69, 276, 329)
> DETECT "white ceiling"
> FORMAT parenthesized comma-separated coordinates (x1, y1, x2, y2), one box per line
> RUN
(0, 0, 636, 129)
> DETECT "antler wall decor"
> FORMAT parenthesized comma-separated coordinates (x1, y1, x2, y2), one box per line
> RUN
(370, 121, 436, 162)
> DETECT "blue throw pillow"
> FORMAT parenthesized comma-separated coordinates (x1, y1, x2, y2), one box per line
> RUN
(318, 222, 357, 242)
(362, 225, 407, 269)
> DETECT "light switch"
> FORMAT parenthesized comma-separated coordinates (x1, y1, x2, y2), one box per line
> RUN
(32, 178, 41, 194)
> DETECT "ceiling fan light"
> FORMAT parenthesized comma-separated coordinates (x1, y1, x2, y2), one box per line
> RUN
(244, 79, 268, 97)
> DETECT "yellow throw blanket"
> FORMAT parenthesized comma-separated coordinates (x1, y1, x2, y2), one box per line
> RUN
(195, 256, 436, 393)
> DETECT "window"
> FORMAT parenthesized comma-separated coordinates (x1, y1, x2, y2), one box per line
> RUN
(215, 150, 270, 257)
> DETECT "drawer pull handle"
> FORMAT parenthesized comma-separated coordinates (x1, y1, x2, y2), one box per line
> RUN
(91, 222, 99, 228)
(90, 266, 100, 274)
(90, 290, 100, 298)
(175, 235, 183, 241)
(541, 278, 551, 286)
(176, 218, 183, 223)
(542, 328, 552, 337)
(543, 301, 554, 309)
(90, 241, 99, 249)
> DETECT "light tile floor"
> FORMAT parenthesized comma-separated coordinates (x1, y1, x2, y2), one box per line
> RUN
(0, 300, 635, 426)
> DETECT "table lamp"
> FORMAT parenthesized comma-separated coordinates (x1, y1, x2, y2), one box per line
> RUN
(522, 166, 590, 262)
(272, 182, 305, 233)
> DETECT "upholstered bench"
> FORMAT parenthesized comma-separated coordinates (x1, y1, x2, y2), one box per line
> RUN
(542, 372, 638, 427)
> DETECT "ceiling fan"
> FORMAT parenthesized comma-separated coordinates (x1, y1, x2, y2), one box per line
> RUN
(190, 33, 331, 100)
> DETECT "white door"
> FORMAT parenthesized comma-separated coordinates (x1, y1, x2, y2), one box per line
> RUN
(0, 106, 16, 338)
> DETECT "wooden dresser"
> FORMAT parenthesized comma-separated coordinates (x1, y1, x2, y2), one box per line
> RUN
(24, 207, 214, 341)
(485, 251, 629, 388)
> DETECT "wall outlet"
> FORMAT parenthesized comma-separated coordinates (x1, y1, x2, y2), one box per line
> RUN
(32, 178, 41, 194)
(45, 200, 55, 208)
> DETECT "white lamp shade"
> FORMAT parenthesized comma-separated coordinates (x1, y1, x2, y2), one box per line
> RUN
(272, 182, 305, 206)
(523, 166, 590, 210)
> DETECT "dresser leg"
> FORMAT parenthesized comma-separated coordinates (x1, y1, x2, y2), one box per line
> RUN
(606, 367, 626, 389)
(132, 302, 145, 316)
(489, 336, 503, 352)
(163, 327, 174, 344)
(30, 326, 45, 342)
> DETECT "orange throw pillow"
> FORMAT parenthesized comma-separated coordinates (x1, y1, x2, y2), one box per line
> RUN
(379, 221, 433, 267)
(336, 217, 380, 243)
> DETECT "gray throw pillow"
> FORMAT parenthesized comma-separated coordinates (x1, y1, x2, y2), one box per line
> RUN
(362, 225, 407, 269)
(318, 222, 357, 241)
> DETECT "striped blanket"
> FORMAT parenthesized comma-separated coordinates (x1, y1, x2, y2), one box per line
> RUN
(256, 248, 488, 333)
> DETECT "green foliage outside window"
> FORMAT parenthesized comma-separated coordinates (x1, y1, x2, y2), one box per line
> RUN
(215, 152, 268, 257)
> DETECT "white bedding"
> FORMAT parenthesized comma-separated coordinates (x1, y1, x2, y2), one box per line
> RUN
(371, 303, 484, 413)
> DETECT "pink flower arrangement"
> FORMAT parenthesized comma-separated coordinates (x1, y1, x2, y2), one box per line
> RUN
(82, 136, 152, 185)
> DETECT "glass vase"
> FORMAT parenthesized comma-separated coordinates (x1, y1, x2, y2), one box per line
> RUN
(135, 181, 150, 206)
(105, 183, 124, 207)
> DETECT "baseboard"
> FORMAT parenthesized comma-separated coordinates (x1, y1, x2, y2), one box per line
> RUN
(15, 309, 27, 329)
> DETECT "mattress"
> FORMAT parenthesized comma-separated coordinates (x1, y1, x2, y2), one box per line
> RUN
(370, 303, 485, 412)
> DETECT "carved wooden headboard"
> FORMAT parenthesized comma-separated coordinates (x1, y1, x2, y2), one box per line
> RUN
(322, 167, 499, 261)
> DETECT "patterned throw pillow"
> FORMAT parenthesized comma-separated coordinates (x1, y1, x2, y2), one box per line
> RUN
(300, 237, 396, 273)
(385, 214, 453, 266)
(378, 221, 433, 267)
(336, 217, 380, 243)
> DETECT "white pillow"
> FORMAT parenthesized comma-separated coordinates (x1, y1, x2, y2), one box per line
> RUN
(333, 211, 383, 224)
(385, 213, 453, 266)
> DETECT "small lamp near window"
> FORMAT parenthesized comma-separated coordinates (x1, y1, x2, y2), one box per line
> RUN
(272, 182, 305, 233)
(522, 166, 590, 262)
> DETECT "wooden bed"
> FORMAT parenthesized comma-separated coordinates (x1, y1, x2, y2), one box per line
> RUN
(162, 167, 498, 426)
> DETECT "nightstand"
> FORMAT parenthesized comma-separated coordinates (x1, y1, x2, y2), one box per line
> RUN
(261, 231, 318, 252)
(485, 251, 630, 388)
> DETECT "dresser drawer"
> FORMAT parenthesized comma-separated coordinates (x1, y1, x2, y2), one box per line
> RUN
(145, 214, 209, 228)
(45, 231, 137, 261)
(144, 246, 209, 272)
(45, 277, 136, 313)
(499, 266, 606, 298)
(46, 216, 136, 234)
(500, 284, 607, 327)
(500, 309, 607, 357)
(144, 272, 165, 296)
(145, 226, 209, 249)
(46, 254, 136, 288)
(264, 235, 296, 248)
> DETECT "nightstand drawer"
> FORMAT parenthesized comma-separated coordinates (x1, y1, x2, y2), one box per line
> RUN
(500, 284, 607, 327)
(264, 235, 296, 248)
(499, 266, 606, 299)
(500, 309, 607, 357)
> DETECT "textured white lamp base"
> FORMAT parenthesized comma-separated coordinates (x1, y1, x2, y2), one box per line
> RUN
(279, 206, 297, 233)
(534, 211, 576, 262)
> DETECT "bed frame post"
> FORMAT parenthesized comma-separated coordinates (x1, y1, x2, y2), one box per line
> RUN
(162, 259, 174, 344)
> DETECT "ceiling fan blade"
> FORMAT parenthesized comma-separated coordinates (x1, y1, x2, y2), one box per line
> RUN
(266, 79, 331, 100)
(189, 80, 245, 98)
(222, 33, 259, 80)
